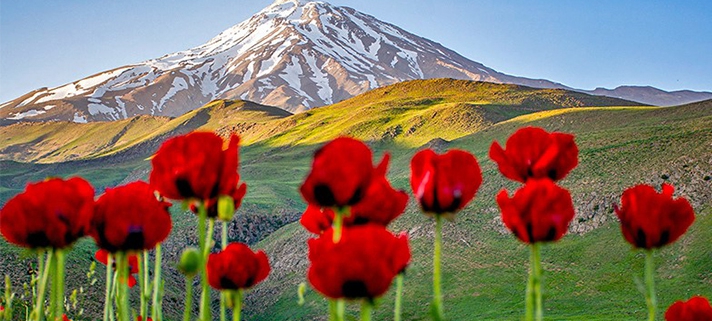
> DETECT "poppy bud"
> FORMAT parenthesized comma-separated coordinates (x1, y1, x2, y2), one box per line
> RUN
(217, 195, 236, 221)
(178, 247, 201, 277)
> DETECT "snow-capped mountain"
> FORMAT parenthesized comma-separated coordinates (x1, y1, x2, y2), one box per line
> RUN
(0, 0, 570, 123)
(1, 0, 709, 123)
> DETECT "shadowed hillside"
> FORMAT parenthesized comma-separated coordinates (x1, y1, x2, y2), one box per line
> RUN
(0, 79, 640, 163)
(0, 87, 709, 320)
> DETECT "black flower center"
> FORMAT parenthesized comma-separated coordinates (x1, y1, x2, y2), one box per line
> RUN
(342, 280, 369, 299)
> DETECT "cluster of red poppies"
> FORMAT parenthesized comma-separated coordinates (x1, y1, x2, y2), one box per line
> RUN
(0, 131, 264, 321)
(299, 138, 411, 305)
(0, 126, 708, 321)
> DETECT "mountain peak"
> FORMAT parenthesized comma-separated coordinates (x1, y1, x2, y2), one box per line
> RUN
(5, 1, 707, 123)
(271, 0, 320, 6)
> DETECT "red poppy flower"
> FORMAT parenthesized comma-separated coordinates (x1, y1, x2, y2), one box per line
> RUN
(410, 149, 482, 217)
(665, 296, 712, 321)
(188, 182, 247, 219)
(95, 249, 139, 287)
(307, 225, 411, 300)
(496, 179, 575, 243)
(615, 183, 695, 249)
(207, 242, 270, 290)
(137, 316, 153, 321)
(300, 155, 408, 234)
(150, 132, 244, 201)
(300, 137, 375, 208)
(300, 205, 334, 235)
(62, 314, 71, 321)
(92, 181, 172, 252)
(489, 126, 578, 183)
(0, 177, 94, 249)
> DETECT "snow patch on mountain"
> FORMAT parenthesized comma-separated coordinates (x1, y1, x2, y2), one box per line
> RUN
(7, 109, 46, 120)
(8, 0, 705, 122)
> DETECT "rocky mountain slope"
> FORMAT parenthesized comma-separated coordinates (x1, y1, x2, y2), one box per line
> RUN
(0, 79, 639, 164)
(585, 85, 712, 106)
(3, 0, 708, 125)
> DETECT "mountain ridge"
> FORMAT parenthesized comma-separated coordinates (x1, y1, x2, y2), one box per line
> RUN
(3, 0, 708, 124)
(0, 79, 641, 163)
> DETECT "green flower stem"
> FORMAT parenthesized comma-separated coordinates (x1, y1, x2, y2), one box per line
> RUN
(4, 275, 13, 321)
(221, 221, 228, 321)
(231, 290, 243, 321)
(394, 273, 404, 321)
(526, 243, 543, 321)
(103, 253, 114, 321)
(32, 249, 52, 321)
(645, 250, 657, 321)
(197, 201, 211, 321)
(327, 299, 345, 321)
(53, 249, 66, 320)
(360, 301, 372, 321)
(183, 276, 194, 321)
(332, 207, 349, 243)
(48, 250, 57, 321)
(139, 251, 147, 320)
(116, 252, 130, 321)
(110, 270, 118, 321)
(151, 244, 163, 321)
(432, 214, 444, 321)
(35, 250, 45, 310)
(200, 219, 216, 319)
(221, 221, 228, 249)
(336, 299, 345, 321)
(329, 300, 337, 321)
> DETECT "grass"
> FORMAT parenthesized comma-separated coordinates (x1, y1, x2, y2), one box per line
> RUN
(245, 99, 712, 320)
(0, 80, 710, 320)
(0, 79, 639, 163)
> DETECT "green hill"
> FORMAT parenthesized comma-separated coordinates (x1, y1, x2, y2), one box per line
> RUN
(0, 79, 638, 164)
(0, 100, 291, 163)
(247, 100, 712, 320)
(0, 80, 709, 320)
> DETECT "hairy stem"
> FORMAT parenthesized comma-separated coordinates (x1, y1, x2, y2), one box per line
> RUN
(221, 221, 228, 321)
(232, 290, 243, 321)
(151, 245, 163, 321)
(197, 201, 211, 321)
(103, 253, 114, 321)
(53, 249, 66, 320)
(183, 277, 193, 321)
(360, 301, 372, 321)
(432, 214, 444, 321)
(645, 250, 657, 321)
(33, 249, 53, 321)
(394, 273, 404, 321)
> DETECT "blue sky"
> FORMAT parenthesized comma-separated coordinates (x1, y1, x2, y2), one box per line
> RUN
(1, 0, 711, 102)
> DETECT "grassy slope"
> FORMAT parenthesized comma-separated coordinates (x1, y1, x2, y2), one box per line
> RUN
(0, 100, 291, 163)
(0, 79, 637, 164)
(0, 81, 708, 320)
(249, 101, 712, 320)
(258, 79, 640, 148)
